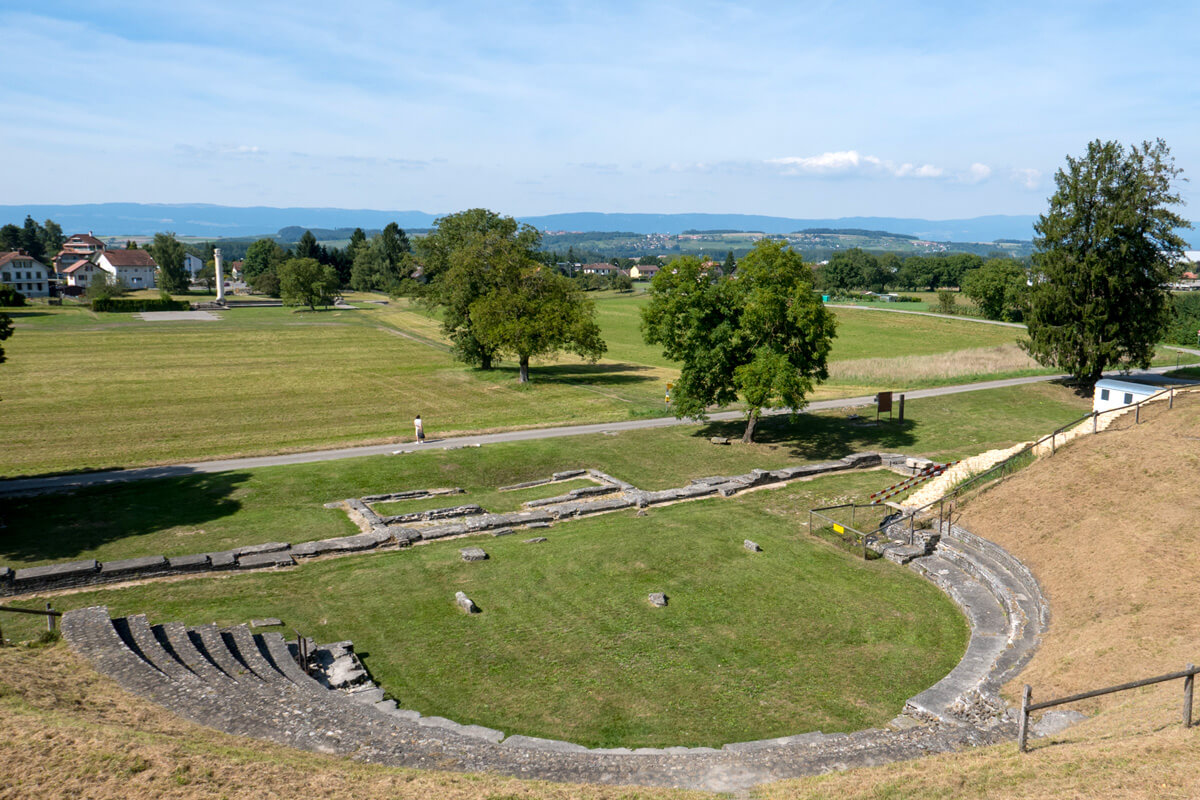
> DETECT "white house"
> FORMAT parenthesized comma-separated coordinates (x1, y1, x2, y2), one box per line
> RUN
(62, 259, 105, 288)
(184, 253, 204, 279)
(0, 251, 54, 297)
(96, 249, 159, 289)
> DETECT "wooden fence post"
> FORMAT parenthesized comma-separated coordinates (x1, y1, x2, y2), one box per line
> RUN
(1093, 412, 1098, 433)
(1018, 684, 1032, 752)
(1170, 387, 1175, 410)
(46, 603, 55, 633)
(1185, 664, 1195, 729)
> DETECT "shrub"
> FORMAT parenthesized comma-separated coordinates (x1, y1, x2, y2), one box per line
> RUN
(935, 290, 957, 314)
(0, 284, 26, 307)
(91, 297, 189, 312)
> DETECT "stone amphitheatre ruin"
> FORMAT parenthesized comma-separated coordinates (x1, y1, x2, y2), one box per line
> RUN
(14, 387, 1192, 792)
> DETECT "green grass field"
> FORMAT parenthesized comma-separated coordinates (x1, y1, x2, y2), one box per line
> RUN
(0, 382, 1091, 567)
(3, 294, 1168, 476)
(9, 469, 967, 749)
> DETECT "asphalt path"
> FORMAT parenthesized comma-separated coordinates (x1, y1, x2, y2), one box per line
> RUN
(0, 372, 1094, 497)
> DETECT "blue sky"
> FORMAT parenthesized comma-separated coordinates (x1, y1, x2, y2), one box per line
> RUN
(2, 0, 1197, 220)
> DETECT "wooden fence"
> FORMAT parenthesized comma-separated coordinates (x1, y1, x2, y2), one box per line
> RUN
(0, 603, 61, 644)
(1018, 663, 1197, 751)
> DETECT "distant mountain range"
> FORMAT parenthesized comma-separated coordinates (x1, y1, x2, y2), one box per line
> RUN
(0, 203, 1040, 242)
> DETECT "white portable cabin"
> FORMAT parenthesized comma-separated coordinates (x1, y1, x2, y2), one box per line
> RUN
(1092, 375, 1196, 414)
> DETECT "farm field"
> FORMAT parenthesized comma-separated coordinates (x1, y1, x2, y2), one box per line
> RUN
(0, 381, 1092, 567)
(9, 469, 968, 749)
(0, 295, 1183, 476)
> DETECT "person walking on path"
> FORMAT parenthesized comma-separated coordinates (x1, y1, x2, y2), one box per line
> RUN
(414, 414, 425, 444)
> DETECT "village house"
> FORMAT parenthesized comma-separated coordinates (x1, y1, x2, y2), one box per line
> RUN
(63, 248, 160, 289)
(629, 263, 660, 280)
(97, 249, 159, 289)
(0, 250, 54, 297)
(54, 232, 106, 275)
(184, 253, 204, 279)
(581, 262, 618, 276)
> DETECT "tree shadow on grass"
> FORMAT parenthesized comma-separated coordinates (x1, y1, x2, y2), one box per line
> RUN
(3, 311, 52, 319)
(696, 412, 917, 461)
(492, 362, 658, 388)
(0, 472, 249, 565)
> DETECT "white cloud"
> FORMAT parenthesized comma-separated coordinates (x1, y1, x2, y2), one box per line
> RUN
(963, 162, 992, 183)
(1012, 168, 1042, 189)
(768, 151, 946, 180)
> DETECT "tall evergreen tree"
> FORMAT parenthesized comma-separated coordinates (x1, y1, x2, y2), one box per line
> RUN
(1024, 139, 1190, 388)
(295, 230, 321, 260)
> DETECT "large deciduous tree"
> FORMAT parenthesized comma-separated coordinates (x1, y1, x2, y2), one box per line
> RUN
(149, 232, 189, 293)
(1023, 139, 1190, 388)
(416, 209, 541, 370)
(961, 258, 1028, 322)
(278, 257, 340, 311)
(642, 239, 837, 443)
(242, 238, 287, 280)
(471, 266, 606, 383)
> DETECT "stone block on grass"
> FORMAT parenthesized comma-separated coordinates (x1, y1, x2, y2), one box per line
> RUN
(455, 591, 480, 613)
(167, 554, 211, 571)
(13, 560, 99, 585)
(238, 552, 295, 569)
(648, 592, 668, 607)
(98, 555, 169, 577)
(522, 537, 548, 544)
(460, 547, 488, 562)
(744, 540, 762, 552)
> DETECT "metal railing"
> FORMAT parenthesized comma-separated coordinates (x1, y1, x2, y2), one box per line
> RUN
(0, 603, 62, 644)
(809, 385, 1198, 553)
(1018, 663, 1197, 752)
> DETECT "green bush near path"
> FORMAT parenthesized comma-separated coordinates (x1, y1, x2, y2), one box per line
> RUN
(13, 471, 967, 749)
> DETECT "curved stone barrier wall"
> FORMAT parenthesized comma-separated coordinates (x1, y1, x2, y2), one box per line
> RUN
(60, 518, 1045, 791)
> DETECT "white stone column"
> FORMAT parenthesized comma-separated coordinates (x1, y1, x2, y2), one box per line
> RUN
(214, 247, 225, 304)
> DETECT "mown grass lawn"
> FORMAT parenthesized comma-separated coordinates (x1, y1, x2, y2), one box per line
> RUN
(0, 295, 1134, 476)
(0, 382, 1091, 567)
(15, 470, 967, 749)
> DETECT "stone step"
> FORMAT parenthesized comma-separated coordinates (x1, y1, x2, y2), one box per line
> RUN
(223, 624, 292, 687)
(905, 554, 1009, 723)
(159, 622, 237, 686)
(127, 615, 199, 682)
(192, 623, 266, 685)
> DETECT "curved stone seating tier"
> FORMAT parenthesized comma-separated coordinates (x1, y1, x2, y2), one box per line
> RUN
(61, 516, 1044, 791)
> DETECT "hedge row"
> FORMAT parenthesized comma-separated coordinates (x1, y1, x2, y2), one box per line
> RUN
(91, 297, 190, 312)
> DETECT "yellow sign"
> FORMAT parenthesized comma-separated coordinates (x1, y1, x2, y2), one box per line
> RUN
(833, 523, 844, 534)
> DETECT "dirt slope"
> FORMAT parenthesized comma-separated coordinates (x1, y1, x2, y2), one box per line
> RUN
(960, 394, 1200, 707)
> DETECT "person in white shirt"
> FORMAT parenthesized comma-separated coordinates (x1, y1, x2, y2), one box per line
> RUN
(414, 414, 425, 444)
